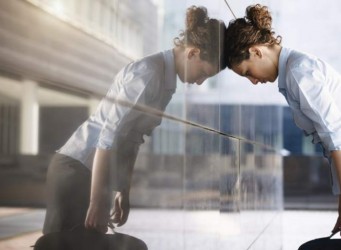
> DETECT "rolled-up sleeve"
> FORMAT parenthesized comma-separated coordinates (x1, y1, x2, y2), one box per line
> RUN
(96, 64, 156, 150)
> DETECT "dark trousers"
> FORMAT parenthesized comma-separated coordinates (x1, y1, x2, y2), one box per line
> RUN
(43, 153, 91, 234)
(34, 229, 148, 250)
(299, 237, 341, 250)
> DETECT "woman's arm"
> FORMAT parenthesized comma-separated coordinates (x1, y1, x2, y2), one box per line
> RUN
(331, 151, 341, 189)
(84, 146, 134, 232)
(330, 150, 341, 234)
(85, 148, 112, 233)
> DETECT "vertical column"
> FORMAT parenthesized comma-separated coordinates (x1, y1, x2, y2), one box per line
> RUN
(20, 80, 39, 155)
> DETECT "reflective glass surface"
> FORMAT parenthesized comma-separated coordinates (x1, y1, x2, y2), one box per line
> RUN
(0, 1, 283, 249)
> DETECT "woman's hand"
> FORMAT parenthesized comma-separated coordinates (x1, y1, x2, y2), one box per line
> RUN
(110, 191, 130, 227)
(85, 201, 111, 233)
(332, 195, 341, 235)
(332, 215, 341, 235)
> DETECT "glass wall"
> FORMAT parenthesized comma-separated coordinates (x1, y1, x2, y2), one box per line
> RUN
(0, 0, 283, 249)
(121, 116, 282, 249)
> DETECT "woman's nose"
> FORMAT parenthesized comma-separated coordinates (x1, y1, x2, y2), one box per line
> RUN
(196, 77, 206, 85)
(248, 77, 258, 85)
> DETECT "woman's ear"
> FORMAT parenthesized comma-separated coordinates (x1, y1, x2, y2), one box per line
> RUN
(187, 47, 200, 59)
(249, 46, 262, 59)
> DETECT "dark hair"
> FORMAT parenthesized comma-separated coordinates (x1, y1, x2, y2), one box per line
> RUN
(174, 6, 227, 70)
(224, 4, 282, 68)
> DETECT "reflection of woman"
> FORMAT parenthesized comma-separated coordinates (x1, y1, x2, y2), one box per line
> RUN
(43, 6, 227, 234)
(224, 4, 341, 235)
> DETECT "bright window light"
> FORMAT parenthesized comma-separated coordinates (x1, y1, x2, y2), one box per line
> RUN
(50, 1, 64, 16)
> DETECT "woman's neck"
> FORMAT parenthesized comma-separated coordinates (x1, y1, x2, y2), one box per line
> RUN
(172, 46, 184, 76)
(270, 44, 282, 70)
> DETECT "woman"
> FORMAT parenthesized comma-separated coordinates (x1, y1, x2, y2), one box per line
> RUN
(43, 6, 227, 234)
(224, 4, 341, 235)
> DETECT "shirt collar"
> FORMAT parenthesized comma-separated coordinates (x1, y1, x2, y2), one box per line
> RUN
(163, 49, 177, 91)
(278, 47, 291, 90)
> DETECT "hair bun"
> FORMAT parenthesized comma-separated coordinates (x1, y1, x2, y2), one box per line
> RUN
(186, 6, 208, 31)
(246, 4, 272, 30)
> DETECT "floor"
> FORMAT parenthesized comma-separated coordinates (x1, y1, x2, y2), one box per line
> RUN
(0, 207, 339, 250)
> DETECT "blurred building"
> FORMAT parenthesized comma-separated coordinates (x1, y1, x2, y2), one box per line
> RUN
(0, 0, 158, 156)
(0, 0, 158, 205)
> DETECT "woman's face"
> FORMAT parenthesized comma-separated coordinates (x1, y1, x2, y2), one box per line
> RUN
(231, 46, 278, 85)
(179, 48, 219, 85)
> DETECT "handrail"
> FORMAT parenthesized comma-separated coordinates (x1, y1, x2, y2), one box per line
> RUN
(104, 95, 280, 153)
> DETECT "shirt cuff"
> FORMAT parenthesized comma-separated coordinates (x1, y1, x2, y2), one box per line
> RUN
(320, 131, 341, 152)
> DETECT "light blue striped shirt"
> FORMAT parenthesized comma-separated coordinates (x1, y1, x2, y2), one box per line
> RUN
(57, 50, 177, 189)
(278, 47, 341, 194)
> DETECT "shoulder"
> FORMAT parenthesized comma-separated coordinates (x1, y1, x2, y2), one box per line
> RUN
(112, 52, 164, 96)
(286, 50, 326, 86)
(113, 52, 165, 98)
(286, 50, 326, 77)
(287, 50, 318, 70)
(123, 52, 164, 80)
